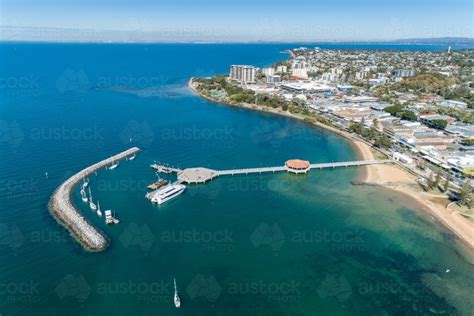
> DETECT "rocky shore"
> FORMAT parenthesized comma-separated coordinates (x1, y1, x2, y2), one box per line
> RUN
(49, 147, 140, 251)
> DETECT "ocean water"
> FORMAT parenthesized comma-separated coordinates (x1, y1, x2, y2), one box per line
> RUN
(0, 43, 473, 315)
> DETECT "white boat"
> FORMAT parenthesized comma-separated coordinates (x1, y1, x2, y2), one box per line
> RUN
(88, 188, 97, 210)
(105, 210, 119, 225)
(109, 160, 119, 170)
(174, 278, 181, 308)
(82, 178, 89, 189)
(80, 188, 88, 203)
(96, 201, 102, 217)
(128, 154, 136, 161)
(148, 184, 186, 205)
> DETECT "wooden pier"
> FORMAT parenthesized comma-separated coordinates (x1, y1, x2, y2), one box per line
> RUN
(153, 159, 393, 184)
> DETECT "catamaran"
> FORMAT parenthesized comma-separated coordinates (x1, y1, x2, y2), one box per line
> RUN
(96, 201, 102, 217)
(88, 187, 97, 210)
(80, 188, 88, 203)
(147, 184, 186, 205)
(174, 278, 181, 308)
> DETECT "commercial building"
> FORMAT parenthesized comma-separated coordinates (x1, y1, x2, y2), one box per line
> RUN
(266, 75, 281, 84)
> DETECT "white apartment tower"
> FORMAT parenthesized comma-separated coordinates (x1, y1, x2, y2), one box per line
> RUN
(229, 65, 256, 83)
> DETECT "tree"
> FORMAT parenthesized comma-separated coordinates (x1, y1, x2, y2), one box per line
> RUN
(427, 172, 435, 189)
(430, 119, 448, 130)
(417, 159, 427, 171)
(443, 176, 450, 192)
(374, 135, 392, 148)
(433, 170, 442, 189)
(401, 110, 417, 121)
(459, 180, 472, 209)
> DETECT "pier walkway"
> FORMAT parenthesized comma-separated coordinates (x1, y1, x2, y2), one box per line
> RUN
(49, 147, 140, 251)
(152, 159, 393, 184)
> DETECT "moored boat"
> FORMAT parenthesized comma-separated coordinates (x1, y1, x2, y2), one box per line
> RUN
(174, 278, 181, 308)
(80, 188, 88, 203)
(109, 160, 119, 170)
(147, 178, 168, 190)
(96, 201, 102, 217)
(88, 187, 97, 210)
(147, 184, 186, 205)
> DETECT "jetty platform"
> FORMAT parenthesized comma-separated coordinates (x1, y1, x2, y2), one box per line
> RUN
(49, 147, 140, 251)
(152, 159, 392, 184)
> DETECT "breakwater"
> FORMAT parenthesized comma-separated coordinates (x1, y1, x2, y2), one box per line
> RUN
(49, 147, 140, 251)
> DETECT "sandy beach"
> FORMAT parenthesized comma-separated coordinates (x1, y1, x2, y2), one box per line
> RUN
(189, 78, 474, 251)
(353, 139, 474, 251)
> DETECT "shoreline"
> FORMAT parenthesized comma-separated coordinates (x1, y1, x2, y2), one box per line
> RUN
(48, 147, 140, 252)
(188, 77, 474, 251)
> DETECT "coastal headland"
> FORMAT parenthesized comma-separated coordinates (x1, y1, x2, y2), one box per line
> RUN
(189, 77, 474, 251)
(49, 147, 140, 251)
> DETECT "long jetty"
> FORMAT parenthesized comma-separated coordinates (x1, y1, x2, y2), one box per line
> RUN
(49, 147, 140, 251)
(151, 159, 393, 184)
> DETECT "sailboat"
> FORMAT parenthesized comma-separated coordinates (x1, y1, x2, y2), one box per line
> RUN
(128, 153, 136, 161)
(109, 160, 119, 170)
(80, 188, 88, 203)
(88, 187, 97, 210)
(174, 278, 181, 308)
(82, 178, 89, 189)
(96, 201, 102, 217)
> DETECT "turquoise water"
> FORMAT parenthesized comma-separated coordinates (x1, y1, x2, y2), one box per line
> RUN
(0, 43, 473, 315)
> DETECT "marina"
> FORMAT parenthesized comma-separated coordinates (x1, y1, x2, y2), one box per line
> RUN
(48, 147, 139, 251)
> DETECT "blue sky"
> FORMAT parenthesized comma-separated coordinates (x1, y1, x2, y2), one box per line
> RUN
(1, 0, 473, 41)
